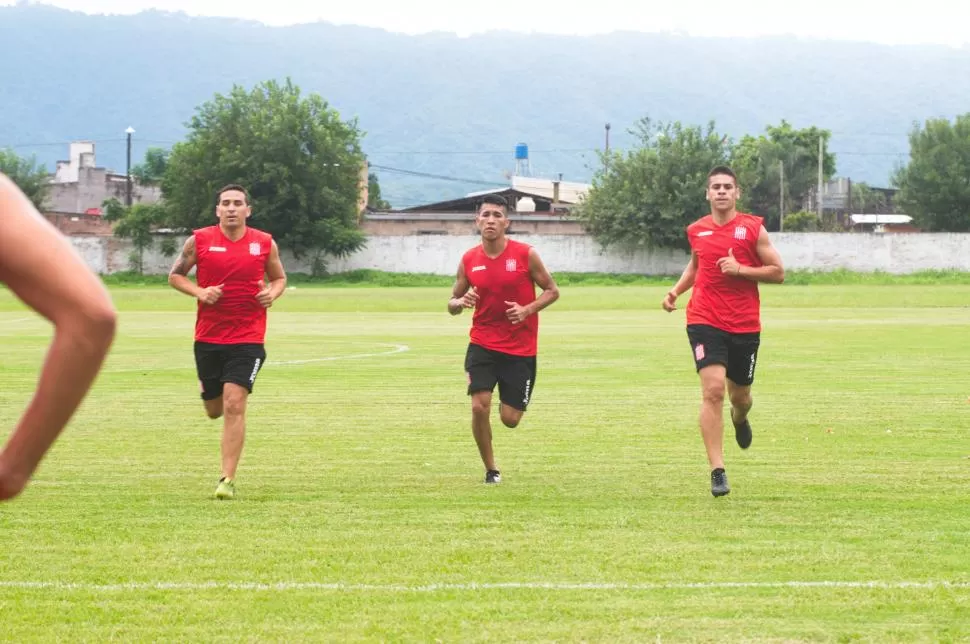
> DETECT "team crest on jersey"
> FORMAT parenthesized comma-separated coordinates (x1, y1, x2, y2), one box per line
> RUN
(734, 226, 747, 240)
(249, 242, 261, 256)
(506, 259, 517, 272)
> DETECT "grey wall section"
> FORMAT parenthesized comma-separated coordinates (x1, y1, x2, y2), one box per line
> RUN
(70, 235, 110, 273)
(70, 233, 970, 276)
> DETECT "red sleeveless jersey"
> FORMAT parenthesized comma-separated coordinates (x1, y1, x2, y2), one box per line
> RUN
(193, 225, 273, 344)
(685, 213, 764, 334)
(462, 239, 538, 356)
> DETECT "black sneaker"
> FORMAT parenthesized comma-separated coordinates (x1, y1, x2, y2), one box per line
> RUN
(711, 468, 730, 497)
(484, 469, 502, 484)
(733, 415, 752, 449)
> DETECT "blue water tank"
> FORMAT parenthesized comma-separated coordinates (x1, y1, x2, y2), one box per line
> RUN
(514, 143, 529, 160)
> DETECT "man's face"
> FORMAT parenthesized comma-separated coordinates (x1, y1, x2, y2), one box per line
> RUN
(476, 204, 509, 241)
(707, 174, 740, 211)
(216, 190, 251, 228)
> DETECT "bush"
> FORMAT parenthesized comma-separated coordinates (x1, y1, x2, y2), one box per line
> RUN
(783, 211, 819, 232)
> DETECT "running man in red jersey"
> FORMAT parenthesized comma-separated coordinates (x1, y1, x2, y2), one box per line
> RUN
(0, 173, 117, 501)
(663, 166, 784, 497)
(168, 184, 287, 500)
(448, 194, 560, 484)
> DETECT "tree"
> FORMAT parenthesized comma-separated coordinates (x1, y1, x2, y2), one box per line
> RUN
(0, 148, 50, 210)
(731, 121, 836, 230)
(161, 78, 367, 273)
(849, 182, 889, 214)
(782, 211, 819, 232)
(892, 114, 970, 231)
(576, 118, 730, 251)
(367, 172, 391, 210)
(132, 147, 169, 186)
(102, 198, 176, 273)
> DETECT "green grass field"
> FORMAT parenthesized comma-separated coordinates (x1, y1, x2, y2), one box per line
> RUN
(0, 280, 968, 642)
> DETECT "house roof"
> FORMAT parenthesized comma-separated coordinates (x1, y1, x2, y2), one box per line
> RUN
(509, 175, 590, 202)
(397, 187, 567, 213)
(395, 175, 591, 213)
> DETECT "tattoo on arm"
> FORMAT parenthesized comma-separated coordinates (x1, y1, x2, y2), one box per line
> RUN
(170, 237, 196, 276)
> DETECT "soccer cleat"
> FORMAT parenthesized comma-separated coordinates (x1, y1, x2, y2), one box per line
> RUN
(214, 477, 235, 500)
(484, 469, 502, 484)
(733, 416, 753, 449)
(711, 468, 730, 497)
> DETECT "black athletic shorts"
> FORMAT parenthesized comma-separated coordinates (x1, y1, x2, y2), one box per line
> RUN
(686, 324, 760, 386)
(464, 343, 537, 412)
(194, 341, 267, 400)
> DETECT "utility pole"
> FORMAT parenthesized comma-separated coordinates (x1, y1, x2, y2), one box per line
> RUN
(779, 159, 785, 232)
(604, 123, 611, 174)
(816, 136, 824, 220)
(125, 126, 135, 207)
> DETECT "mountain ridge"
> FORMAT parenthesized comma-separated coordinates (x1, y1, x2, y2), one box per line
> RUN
(2, 4, 968, 207)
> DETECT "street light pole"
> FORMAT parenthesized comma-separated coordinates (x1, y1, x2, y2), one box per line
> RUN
(604, 123, 611, 173)
(125, 126, 135, 207)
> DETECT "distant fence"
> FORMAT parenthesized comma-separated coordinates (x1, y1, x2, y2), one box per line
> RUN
(69, 232, 970, 276)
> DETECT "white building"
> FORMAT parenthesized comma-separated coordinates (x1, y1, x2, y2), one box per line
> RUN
(47, 141, 161, 214)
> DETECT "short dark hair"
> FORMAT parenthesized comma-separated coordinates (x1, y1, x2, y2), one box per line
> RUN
(707, 166, 737, 185)
(479, 194, 508, 210)
(216, 184, 250, 205)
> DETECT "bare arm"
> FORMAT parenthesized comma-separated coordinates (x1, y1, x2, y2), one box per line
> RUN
(266, 241, 287, 295)
(524, 247, 559, 316)
(663, 250, 698, 311)
(739, 226, 785, 284)
(0, 173, 117, 500)
(256, 241, 287, 307)
(447, 261, 476, 315)
(504, 248, 560, 324)
(671, 250, 699, 297)
(167, 236, 203, 298)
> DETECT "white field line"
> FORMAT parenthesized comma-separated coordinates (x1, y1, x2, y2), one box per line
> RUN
(104, 343, 410, 373)
(0, 580, 966, 593)
(273, 343, 410, 365)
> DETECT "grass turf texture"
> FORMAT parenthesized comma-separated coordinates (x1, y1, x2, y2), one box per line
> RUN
(0, 281, 967, 641)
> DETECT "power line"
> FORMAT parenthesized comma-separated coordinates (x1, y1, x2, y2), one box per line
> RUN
(1, 138, 128, 149)
(828, 131, 911, 137)
(829, 151, 908, 156)
(0, 138, 918, 164)
(0, 137, 180, 149)
(369, 164, 507, 187)
(367, 147, 597, 155)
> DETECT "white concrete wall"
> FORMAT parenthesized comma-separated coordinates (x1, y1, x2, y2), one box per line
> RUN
(71, 236, 109, 272)
(71, 233, 970, 276)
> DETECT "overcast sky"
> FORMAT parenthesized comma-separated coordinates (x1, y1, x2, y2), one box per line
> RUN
(3, 0, 969, 47)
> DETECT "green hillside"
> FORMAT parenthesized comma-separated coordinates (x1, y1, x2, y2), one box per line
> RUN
(1, 4, 968, 207)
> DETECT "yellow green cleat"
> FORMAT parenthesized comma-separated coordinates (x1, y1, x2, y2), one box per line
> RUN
(214, 477, 235, 500)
